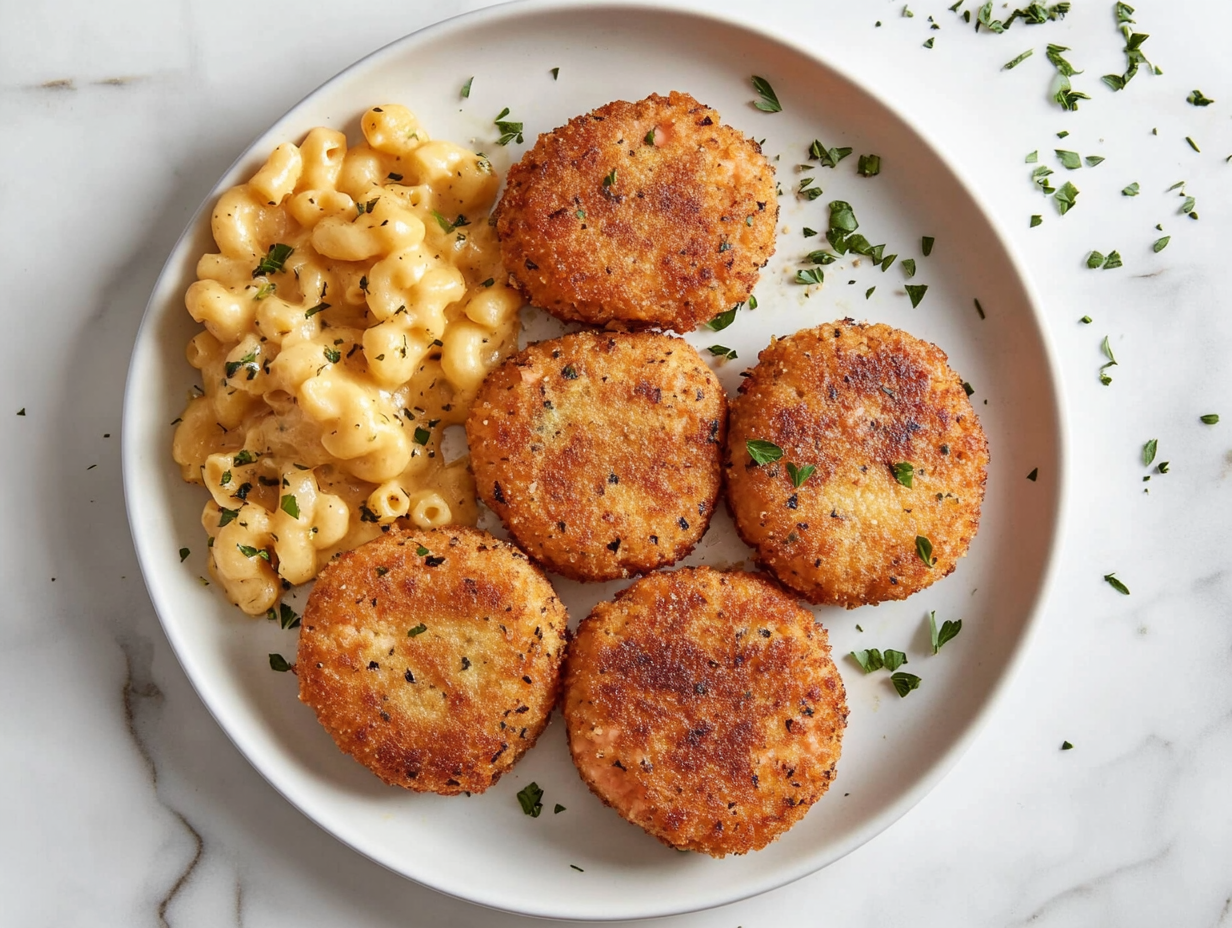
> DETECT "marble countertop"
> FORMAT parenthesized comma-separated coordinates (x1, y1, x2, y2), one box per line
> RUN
(4, 0, 1230, 924)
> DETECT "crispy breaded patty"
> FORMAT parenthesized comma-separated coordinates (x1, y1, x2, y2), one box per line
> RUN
(466, 330, 726, 582)
(725, 320, 989, 608)
(495, 91, 777, 332)
(562, 567, 847, 857)
(297, 526, 567, 794)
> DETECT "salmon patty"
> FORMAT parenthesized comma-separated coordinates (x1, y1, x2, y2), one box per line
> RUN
(562, 567, 847, 856)
(297, 526, 567, 794)
(466, 330, 726, 582)
(495, 91, 777, 332)
(725, 320, 989, 607)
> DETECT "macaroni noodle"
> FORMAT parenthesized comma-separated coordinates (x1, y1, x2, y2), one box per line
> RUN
(173, 104, 520, 615)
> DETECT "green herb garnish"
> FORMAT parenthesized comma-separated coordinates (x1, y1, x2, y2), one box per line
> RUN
(323, 347, 341, 364)
(179, 547, 190, 562)
(921, 236, 934, 256)
(237, 544, 270, 561)
(892, 462, 914, 488)
(1028, 467, 1039, 480)
(751, 75, 782, 113)
(809, 140, 853, 169)
(413, 427, 431, 446)
(857, 154, 882, 177)
(915, 535, 934, 568)
(706, 307, 738, 331)
(517, 781, 545, 817)
(891, 672, 921, 697)
(747, 439, 783, 465)
(304, 302, 330, 318)
(1055, 149, 1081, 170)
(1186, 136, 1200, 153)
(1200, 414, 1219, 425)
(1103, 573, 1130, 595)
(787, 463, 815, 488)
(851, 649, 885, 673)
(1053, 181, 1079, 214)
(1099, 336, 1118, 385)
(883, 649, 908, 672)
(1153, 236, 1170, 252)
(905, 284, 928, 308)
(707, 345, 737, 360)
(1142, 438, 1158, 466)
(252, 243, 293, 278)
(1061, 740, 1074, 750)
(1187, 89, 1213, 106)
(928, 610, 962, 653)
(1121, 182, 1139, 196)
(461, 76, 473, 99)
(1085, 155, 1105, 167)
(269, 653, 292, 672)
(901, 258, 916, 278)
(494, 107, 523, 146)
(795, 267, 824, 285)
(1004, 48, 1034, 70)
(1030, 214, 1043, 227)
(407, 623, 427, 637)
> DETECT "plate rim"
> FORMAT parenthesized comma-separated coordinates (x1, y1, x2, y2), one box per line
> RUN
(122, 0, 1071, 919)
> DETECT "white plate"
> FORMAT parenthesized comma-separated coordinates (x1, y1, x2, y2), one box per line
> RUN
(124, 0, 1066, 919)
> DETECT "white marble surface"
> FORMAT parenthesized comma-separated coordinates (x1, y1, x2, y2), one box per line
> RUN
(3, 0, 1231, 924)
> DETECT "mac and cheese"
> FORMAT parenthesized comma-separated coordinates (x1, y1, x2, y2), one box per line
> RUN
(173, 105, 521, 615)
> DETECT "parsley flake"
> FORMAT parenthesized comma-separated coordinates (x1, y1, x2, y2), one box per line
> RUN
(891, 672, 921, 698)
(179, 547, 190, 562)
(706, 307, 738, 331)
(1142, 438, 1158, 466)
(1055, 149, 1081, 170)
(795, 267, 824, 285)
(1053, 181, 1079, 215)
(1028, 467, 1039, 481)
(857, 154, 882, 177)
(707, 345, 737, 361)
(809, 140, 853, 169)
(751, 75, 782, 113)
(461, 76, 473, 99)
(517, 781, 545, 817)
(1200, 414, 1219, 425)
(1187, 89, 1214, 107)
(1061, 740, 1074, 750)
(928, 610, 963, 653)
(905, 284, 928, 308)
(269, 653, 292, 672)
(1153, 236, 1170, 252)
(493, 107, 524, 146)
(747, 440, 783, 465)
(851, 648, 885, 673)
(1122, 182, 1140, 196)
(1186, 136, 1200, 153)
(915, 534, 935, 568)
(1004, 48, 1034, 70)
(1103, 573, 1130, 595)
(407, 623, 427, 637)
(252, 243, 293, 278)
(1099, 336, 1118, 385)
(787, 463, 816, 488)
(280, 494, 300, 519)
(922, 236, 935, 256)
(413, 427, 431, 446)
(901, 258, 916, 278)
(892, 462, 914, 488)
(1030, 214, 1043, 227)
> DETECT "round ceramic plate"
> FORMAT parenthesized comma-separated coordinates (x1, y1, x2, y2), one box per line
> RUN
(124, 0, 1065, 920)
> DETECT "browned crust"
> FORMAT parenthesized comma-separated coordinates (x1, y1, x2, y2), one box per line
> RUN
(724, 320, 989, 607)
(297, 526, 568, 794)
(495, 91, 778, 332)
(561, 567, 847, 857)
(466, 330, 727, 582)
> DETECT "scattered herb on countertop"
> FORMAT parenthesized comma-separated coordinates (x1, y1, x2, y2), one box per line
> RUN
(1187, 89, 1214, 106)
(1186, 136, 1200, 153)
(1122, 182, 1139, 196)
(1054, 180, 1079, 214)
(179, 548, 190, 562)
(922, 236, 935, 256)
(1056, 149, 1082, 169)
(1031, 214, 1043, 227)
(1200, 414, 1220, 424)
(901, 258, 917, 278)
(1085, 155, 1105, 166)
(1047, 45, 1089, 111)
(1004, 48, 1034, 69)
(1061, 740, 1074, 750)
(1103, 572, 1130, 595)
(1099, 336, 1118, 385)
(461, 76, 473, 98)
(1153, 235, 1170, 252)
(1142, 438, 1158, 466)
(851, 648, 886, 673)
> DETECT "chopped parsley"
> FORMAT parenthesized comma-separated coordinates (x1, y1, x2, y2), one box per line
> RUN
(1055, 149, 1081, 170)
(1053, 180, 1079, 214)
(905, 284, 928, 308)
(1186, 136, 1200, 153)
(280, 494, 300, 519)
(1103, 572, 1130, 595)
(431, 210, 470, 233)
(269, 653, 292, 672)
(1142, 438, 1158, 466)
(323, 346, 341, 363)
(928, 610, 962, 653)
(493, 107, 523, 146)
(516, 781, 545, 817)
(707, 345, 737, 360)
(225, 350, 259, 381)
(1200, 414, 1220, 425)
(1102, 19, 1154, 92)
(1061, 740, 1074, 750)
(751, 75, 782, 113)
(857, 154, 882, 177)
(787, 463, 815, 488)
(304, 302, 330, 318)
(915, 534, 935, 568)
(233, 450, 256, 466)
(706, 307, 738, 331)
(644, 128, 655, 146)
(921, 236, 935, 256)
(1099, 335, 1118, 385)
(237, 544, 270, 562)
(1026, 150, 1039, 163)
(901, 258, 916, 278)
(218, 507, 240, 527)
(1121, 182, 1139, 196)
(407, 623, 427, 637)
(413, 427, 431, 445)
(1030, 214, 1043, 227)
(554, 803, 566, 814)
(1187, 89, 1214, 107)
(252, 243, 293, 278)
(1004, 48, 1034, 69)
(1085, 155, 1105, 167)
(1028, 467, 1039, 480)
(892, 462, 914, 488)
(461, 76, 473, 99)
(883, 649, 908, 672)
(179, 547, 190, 562)
(851, 648, 885, 673)
(746, 439, 783, 465)
(809, 140, 853, 169)
(415, 545, 430, 556)
(253, 281, 276, 301)
(1047, 45, 1089, 111)
(891, 672, 921, 698)
(1080, 315, 1092, 324)
(795, 267, 824, 285)
(550, 67, 559, 80)
(1153, 235, 1170, 252)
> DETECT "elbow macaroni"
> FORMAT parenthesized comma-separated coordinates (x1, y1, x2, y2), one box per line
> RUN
(173, 104, 521, 615)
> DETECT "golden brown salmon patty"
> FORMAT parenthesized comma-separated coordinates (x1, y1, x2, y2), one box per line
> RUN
(495, 91, 777, 332)
(725, 320, 989, 608)
(466, 330, 726, 582)
(562, 567, 847, 857)
(297, 526, 567, 794)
